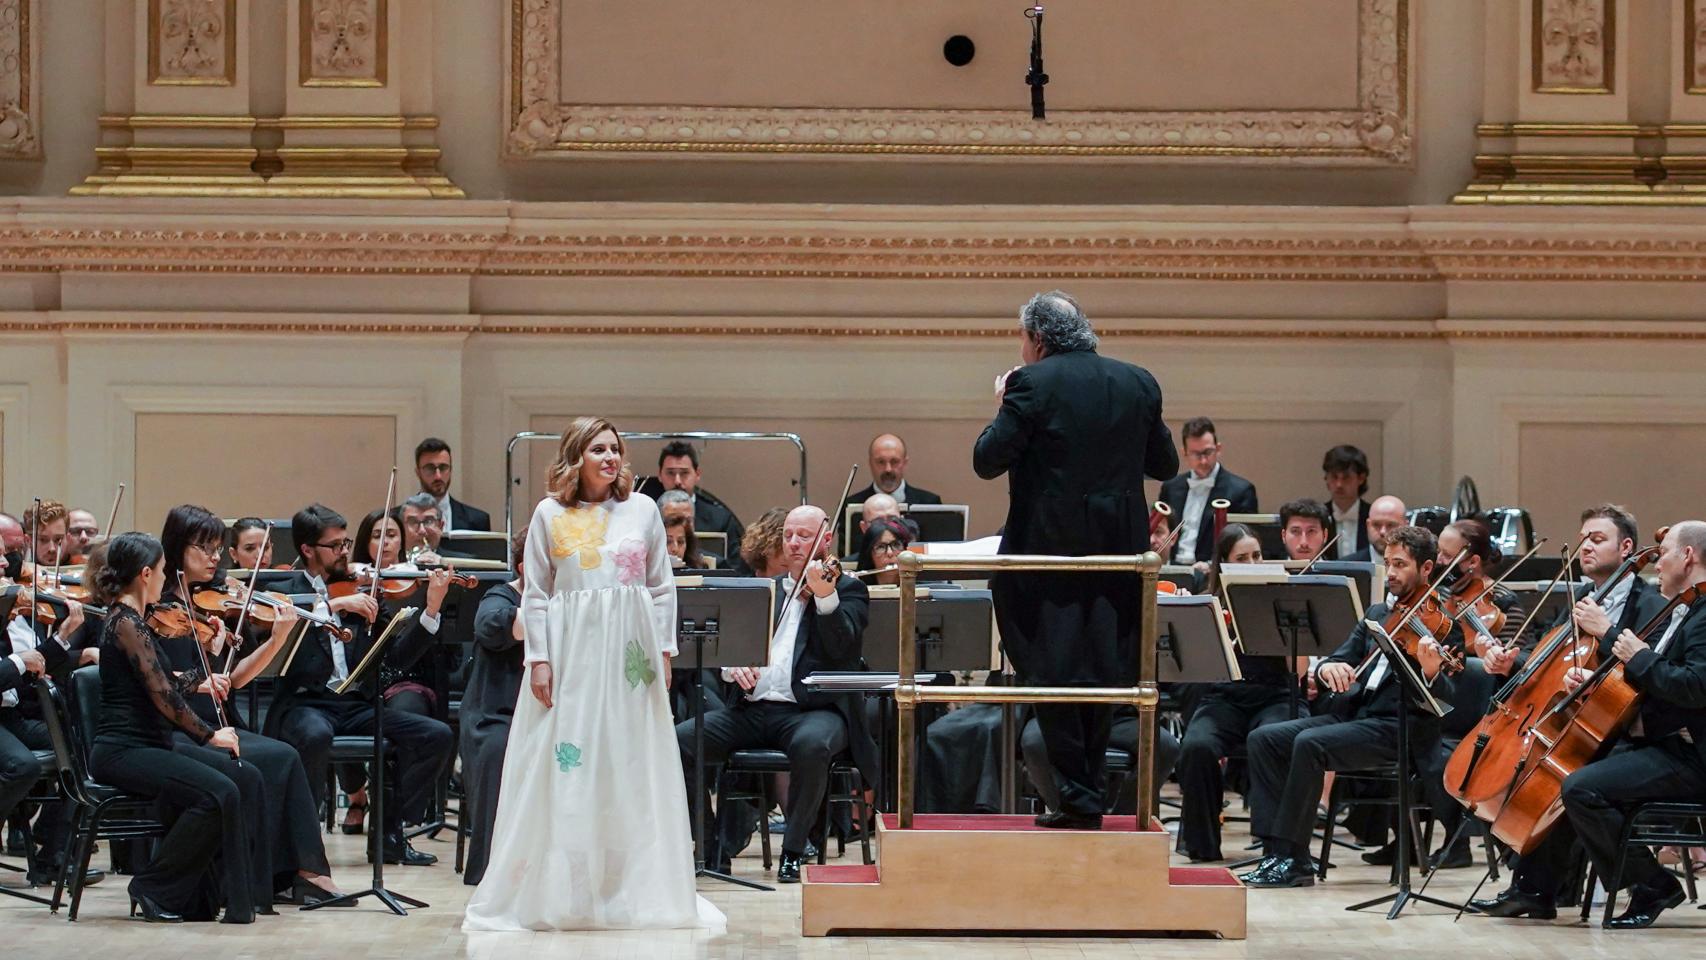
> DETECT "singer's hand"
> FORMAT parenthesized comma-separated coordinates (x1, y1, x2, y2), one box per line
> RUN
(208, 726, 240, 757)
(530, 662, 554, 709)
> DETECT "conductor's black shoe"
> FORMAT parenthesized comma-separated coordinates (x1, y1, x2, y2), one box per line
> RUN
(777, 852, 803, 883)
(1034, 811, 1103, 830)
(1468, 887, 1557, 920)
(1239, 856, 1315, 888)
(1605, 878, 1686, 930)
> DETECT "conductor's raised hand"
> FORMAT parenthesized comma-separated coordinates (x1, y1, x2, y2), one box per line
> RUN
(994, 365, 1022, 405)
(530, 662, 554, 709)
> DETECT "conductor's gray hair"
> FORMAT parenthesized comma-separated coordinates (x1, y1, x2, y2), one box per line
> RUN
(1019, 290, 1098, 356)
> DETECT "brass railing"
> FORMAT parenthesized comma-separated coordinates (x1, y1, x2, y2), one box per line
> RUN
(892, 550, 1163, 829)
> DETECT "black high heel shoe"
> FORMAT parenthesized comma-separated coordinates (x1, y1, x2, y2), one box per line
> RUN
(341, 798, 368, 836)
(129, 894, 184, 924)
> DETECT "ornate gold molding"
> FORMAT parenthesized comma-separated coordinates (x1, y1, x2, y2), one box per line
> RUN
(149, 0, 237, 87)
(0, 0, 37, 159)
(505, 0, 1412, 165)
(1532, 0, 1614, 94)
(1687, 1, 1706, 94)
(301, 0, 387, 88)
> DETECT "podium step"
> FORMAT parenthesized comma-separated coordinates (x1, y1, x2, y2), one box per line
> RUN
(803, 814, 1245, 938)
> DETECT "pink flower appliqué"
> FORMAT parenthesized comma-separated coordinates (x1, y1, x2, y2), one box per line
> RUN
(612, 538, 648, 585)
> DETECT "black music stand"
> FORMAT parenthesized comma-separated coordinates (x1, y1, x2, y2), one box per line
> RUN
(1297, 560, 1383, 610)
(677, 578, 774, 892)
(302, 607, 425, 916)
(1155, 594, 1242, 685)
(1344, 620, 1464, 920)
(1223, 570, 1364, 719)
(857, 588, 994, 673)
(1506, 580, 1581, 632)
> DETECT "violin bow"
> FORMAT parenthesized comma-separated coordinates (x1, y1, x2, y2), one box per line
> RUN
(100, 482, 125, 547)
(793, 464, 860, 603)
(1298, 532, 1341, 575)
(179, 571, 233, 734)
(221, 526, 271, 675)
(1499, 538, 1587, 665)
(1448, 537, 1550, 648)
(370, 467, 398, 602)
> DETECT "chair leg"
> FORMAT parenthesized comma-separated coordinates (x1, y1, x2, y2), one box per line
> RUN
(1682, 844, 1699, 903)
(1602, 847, 1628, 929)
(757, 775, 773, 872)
(1316, 790, 1341, 880)
(66, 810, 100, 923)
(454, 794, 467, 874)
(324, 768, 336, 834)
(1581, 865, 1598, 925)
(50, 806, 86, 915)
(1482, 833, 1501, 884)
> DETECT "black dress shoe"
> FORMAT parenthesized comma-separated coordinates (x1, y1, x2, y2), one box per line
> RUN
(30, 866, 103, 888)
(1241, 855, 1315, 888)
(381, 840, 438, 866)
(129, 890, 184, 924)
(1427, 840, 1473, 871)
(1468, 886, 1557, 920)
(777, 852, 803, 883)
(220, 906, 256, 924)
(1034, 810, 1104, 830)
(1605, 879, 1686, 930)
(1360, 842, 1398, 866)
(278, 876, 355, 907)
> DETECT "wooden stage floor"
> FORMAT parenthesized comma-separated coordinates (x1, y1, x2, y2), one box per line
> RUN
(4, 788, 1703, 959)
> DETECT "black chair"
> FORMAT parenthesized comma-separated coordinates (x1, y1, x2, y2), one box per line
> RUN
(322, 736, 389, 833)
(0, 742, 61, 908)
(1315, 762, 1432, 881)
(44, 669, 170, 920)
(1582, 801, 1706, 927)
(720, 749, 872, 871)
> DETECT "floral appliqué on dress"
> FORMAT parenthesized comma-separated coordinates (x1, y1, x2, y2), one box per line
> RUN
(612, 538, 647, 586)
(554, 741, 583, 773)
(550, 506, 608, 570)
(623, 640, 658, 690)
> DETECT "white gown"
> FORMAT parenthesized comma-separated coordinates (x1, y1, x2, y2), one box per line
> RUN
(463, 494, 725, 932)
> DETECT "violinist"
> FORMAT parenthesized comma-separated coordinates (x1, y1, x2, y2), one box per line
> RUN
(227, 517, 276, 571)
(1472, 520, 1706, 929)
(1175, 523, 1305, 863)
(1278, 499, 1332, 562)
(11, 500, 95, 669)
(0, 513, 25, 577)
(1241, 526, 1464, 888)
(266, 503, 452, 868)
(66, 508, 99, 559)
(153, 504, 347, 906)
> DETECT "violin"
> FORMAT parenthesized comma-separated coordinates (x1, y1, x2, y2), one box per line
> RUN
(6, 585, 106, 625)
(146, 600, 223, 647)
(192, 581, 350, 640)
(334, 567, 477, 602)
(1380, 581, 1466, 676)
(1445, 573, 1507, 643)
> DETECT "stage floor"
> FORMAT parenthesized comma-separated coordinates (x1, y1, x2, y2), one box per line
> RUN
(4, 788, 1703, 959)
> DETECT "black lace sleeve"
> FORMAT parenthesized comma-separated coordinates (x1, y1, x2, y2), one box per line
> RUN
(170, 666, 206, 698)
(112, 615, 216, 744)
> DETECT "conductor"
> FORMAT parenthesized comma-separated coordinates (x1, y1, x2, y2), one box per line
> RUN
(973, 291, 1178, 829)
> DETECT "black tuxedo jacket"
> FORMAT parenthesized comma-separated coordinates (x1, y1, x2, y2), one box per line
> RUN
(461, 582, 523, 727)
(263, 571, 435, 728)
(1319, 599, 1464, 738)
(448, 496, 491, 533)
(972, 348, 1177, 684)
(693, 491, 745, 563)
(844, 482, 943, 512)
(766, 573, 879, 790)
(1625, 597, 1706, 766)
(1519, 575, 1668, 670)
(1158, 468, 1259, 564)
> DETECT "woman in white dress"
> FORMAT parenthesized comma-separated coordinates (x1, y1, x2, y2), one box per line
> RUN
(464, 417, 725, 931)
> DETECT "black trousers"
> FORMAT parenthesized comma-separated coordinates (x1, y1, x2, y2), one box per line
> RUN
(1030, 702, 1114, 816)
(1176, 691, 1295, 860)
(0, 709, 46, 829)
(677, 699, 848, 857)
(1247, 713, 1400, 858)
(1019, 712, 1179, 815)
(1566, 737, 1706, 893)
(275, 695, 453, 839)
(90, 742, 254, 920)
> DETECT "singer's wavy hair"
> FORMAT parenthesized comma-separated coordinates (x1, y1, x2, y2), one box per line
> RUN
(545, 416, 633, 506)
(1019, 290, 1099, 356)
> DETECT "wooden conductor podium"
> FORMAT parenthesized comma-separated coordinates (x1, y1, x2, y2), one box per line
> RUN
(802, 551, 1247, 939)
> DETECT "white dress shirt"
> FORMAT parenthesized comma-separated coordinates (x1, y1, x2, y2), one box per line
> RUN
(1630, 606, 1690, 739)
(435, 493, 455, 531)
(1173, 465, 1220, 563)
(1594, 574, 1635, 633)
(725, 577, 841, 704)
(309, 571, 440, 691)
(4, 617, 67, 708)
(1333, 501, 1362, 559)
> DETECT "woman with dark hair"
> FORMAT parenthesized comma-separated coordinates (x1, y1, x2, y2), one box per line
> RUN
(1173, 521, 1309, 863)
(856, 515, 916, 585)
(662, 511, 710, 570)
(87, 532, 252, 923)
(157, 504, 345, 906)
(226, 517, 275, 571)
(351, 508, 403, 568)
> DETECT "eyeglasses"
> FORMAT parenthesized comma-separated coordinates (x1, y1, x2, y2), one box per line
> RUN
(314, 539, 353, 552)
(1184, 447, 1219, 461)
(418, 463, 452, 475)
(402, 517, 442, 530)
(193, 542, 224, 560)
(871, 541, 905, 555)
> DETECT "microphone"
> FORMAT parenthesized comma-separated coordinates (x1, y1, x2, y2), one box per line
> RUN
(1024, 5, 1048, 120)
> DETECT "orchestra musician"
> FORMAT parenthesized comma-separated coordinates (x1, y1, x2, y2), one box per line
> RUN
(1159, 417, 1259, 568)
(1241, 526, 1464, 888)
(458, 528, 526, 885)
(414, 437, 491, 533)
(1278, 499, 1332, 563)
(1322, 445, 1372, 560)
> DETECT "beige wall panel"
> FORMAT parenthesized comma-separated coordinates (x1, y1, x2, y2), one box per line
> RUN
(1518, 421, 1704, 546)
(558, 0, 1360, 112)
(132, 411, 395, 531)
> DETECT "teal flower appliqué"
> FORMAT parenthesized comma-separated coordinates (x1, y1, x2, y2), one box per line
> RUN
(623, 639, 658, 690)
(554, 741, 582, 773)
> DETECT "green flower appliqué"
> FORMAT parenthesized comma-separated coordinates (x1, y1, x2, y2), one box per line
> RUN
(624, 639, 658, 690)
(554, 741, 582, 773)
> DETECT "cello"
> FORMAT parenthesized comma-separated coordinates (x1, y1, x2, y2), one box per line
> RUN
(1489, 574, 1703, 855)
(1443, 538, 1655, 817)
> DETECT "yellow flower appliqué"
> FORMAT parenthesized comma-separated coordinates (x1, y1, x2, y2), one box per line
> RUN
(550, 506, 608, 570)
